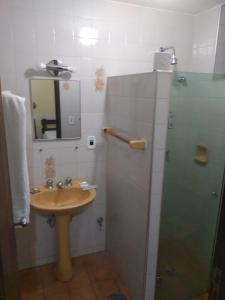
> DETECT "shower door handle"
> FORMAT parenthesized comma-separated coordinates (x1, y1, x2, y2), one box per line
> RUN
(211, 192, 218, 197)
(165, 149, 170, 161)
(156, 274, 162, 288)
(168, 112, 175, 129)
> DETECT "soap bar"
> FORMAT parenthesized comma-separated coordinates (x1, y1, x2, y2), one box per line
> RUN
(194, 144, 208, 164)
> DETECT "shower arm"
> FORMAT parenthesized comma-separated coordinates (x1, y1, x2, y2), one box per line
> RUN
(160, 46, 176, 54)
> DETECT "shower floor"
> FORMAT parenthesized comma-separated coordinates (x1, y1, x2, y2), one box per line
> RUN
(191, 294, 208, 300)
(20, 251, 132, 300)
(156, 239, 209, 300)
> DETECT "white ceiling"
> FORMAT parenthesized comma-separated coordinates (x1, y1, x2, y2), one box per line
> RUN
(112, 0, 225, 14)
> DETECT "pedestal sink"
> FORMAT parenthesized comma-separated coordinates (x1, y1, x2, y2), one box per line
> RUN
(30, 179, 96, 281)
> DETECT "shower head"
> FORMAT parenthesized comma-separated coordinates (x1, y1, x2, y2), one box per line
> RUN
(171, 53, 177, 65)
(160, 46, 178, 65)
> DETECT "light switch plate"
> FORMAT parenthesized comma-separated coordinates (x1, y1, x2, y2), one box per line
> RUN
(68, 115, 75, 125)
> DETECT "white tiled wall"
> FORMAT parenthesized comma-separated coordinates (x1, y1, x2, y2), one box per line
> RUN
(0, 0, 195, 269)
(214, 4, 225, 75)
(106, 72, 157, 300)
(190, 5, 221, 73)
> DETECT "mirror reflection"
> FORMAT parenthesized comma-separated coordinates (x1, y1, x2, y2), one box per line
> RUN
(30, 79, 81, 141)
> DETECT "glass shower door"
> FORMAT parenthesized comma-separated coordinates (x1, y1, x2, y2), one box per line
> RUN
(155, 72, 225, 300)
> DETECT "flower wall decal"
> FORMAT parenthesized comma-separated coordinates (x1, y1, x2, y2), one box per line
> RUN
(45, 155, 56, 179)
(95, 67, 105, 92)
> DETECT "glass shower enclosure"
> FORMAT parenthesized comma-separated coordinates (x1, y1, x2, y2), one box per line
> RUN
(155, 72, 225, 300)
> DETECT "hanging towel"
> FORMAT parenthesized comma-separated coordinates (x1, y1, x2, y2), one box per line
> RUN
(2, 91, 30, 224)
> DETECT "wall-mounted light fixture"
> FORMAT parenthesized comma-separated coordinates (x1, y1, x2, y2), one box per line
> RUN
(37, 59, 77, 76)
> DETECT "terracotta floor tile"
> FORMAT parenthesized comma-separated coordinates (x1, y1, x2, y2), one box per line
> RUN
(82, 252, 113, 268)
(39, 263, 68, 293)
(86, 263, 118, 282)
(44, 290, 70, 300)
(72, 256, 84, 268)
(20, 267, 42, 285)
(20, 267, 43, 296)
(68, 257, 92, 292)
(115, 278, 133, 300)
(69, 284, 97, 300)
(83, 253, 118, 282)
(39, 264, 57, 285)
(191, 294, 208, 300)
(69, 269, 91, 292)
(93, 279, 120, 300)
(20, 252, 131, 300)
(21, 290, 45, 300)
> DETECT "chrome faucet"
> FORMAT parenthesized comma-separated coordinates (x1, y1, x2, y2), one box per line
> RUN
(65, 177, 72, 187)
(30, 187, 40, 194)
(56, 180, 65, 190)
(46, 178, 54, 189)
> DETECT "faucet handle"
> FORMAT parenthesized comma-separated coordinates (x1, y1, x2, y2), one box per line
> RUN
(65, 177, 72, 187)
(30, 187, 40, 194)
(56, 180, 65, 190)
(46, 178, 54, 189)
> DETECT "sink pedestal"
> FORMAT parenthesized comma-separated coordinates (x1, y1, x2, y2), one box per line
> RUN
(30, 180, 96, 282)
(56, 215, 73, 281)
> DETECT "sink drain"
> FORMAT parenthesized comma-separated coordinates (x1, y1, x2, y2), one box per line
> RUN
(107, 293, 127, 300)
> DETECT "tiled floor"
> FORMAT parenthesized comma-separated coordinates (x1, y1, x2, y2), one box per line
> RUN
(20, 252, 132, 300)
(191, 294, 208, 300)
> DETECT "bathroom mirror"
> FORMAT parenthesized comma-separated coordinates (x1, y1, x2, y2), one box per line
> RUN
(29, 79, 81, 141)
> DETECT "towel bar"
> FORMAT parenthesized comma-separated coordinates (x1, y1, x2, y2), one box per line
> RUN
(103, 127, 146, 150)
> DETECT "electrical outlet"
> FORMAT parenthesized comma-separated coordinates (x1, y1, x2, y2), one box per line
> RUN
(87, 136, 96, 149)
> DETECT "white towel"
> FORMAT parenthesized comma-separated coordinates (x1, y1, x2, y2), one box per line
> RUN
(2, 91, 30, 224)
